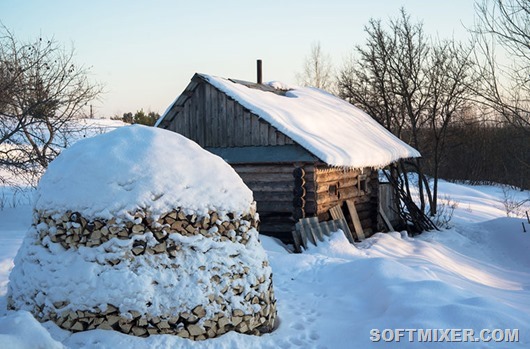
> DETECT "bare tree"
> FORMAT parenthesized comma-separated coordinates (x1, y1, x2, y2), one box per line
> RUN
(472, 0, 530, 130)
(338, 10, 431, 213)
(296, 42, 335, 92)
(0, 25, 101, 184)
(338, 9, 478, 217)
(423, 40, 479, 211)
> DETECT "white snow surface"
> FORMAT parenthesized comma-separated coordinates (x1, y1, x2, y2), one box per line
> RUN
(161, 74, 421, 168)
(1, 177, 530, 348)
(35, 124, 254, 219)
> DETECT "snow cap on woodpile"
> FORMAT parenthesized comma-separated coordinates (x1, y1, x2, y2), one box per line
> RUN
(159, 74, 421, 169)
(35, 124, 254, 220)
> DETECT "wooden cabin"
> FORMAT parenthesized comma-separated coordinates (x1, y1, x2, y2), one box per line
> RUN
(156, 73, 420, 243)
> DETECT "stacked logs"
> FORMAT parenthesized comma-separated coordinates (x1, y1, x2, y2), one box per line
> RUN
(19, 208, 277, 340)
(30, 284, 276, 339)
(292, 167, 306, 220)
(35, 209, 259, 251)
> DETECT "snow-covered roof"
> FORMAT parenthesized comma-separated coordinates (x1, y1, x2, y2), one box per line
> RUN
(157, 73, 420, 169)
(35, 125, 254, 219)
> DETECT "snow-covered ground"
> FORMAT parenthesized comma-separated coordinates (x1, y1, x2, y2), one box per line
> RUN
(1, 118, 529, 348)
(1, 177, 529, 348)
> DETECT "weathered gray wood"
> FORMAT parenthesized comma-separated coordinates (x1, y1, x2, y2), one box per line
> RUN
(257, 201, 294, 213)
(297, 220, 317, 247)
(295, 221, 307, 250)
(234, 103, 244, 147)
(210, 85, 218, 147)
(277, 132, 285, 146)
(346, 199, 365, 240)
(182, 99, 190, 139)
(202, 83, 210, 145)
(329, 205, 355, 243)
(226, 98, 234, 146)
(250, 116, 259, 144)
(232, 164, 297, 174)
(292, 229, 302, 253)
(243, 110, 252, 145)
(308, 218, 325, 242)
(218, 91, 227, 147)
(379, 203, 395, 231)
(259, 119, 269, 144)
(244, 181, 294, 192)
(268, 125, 277, 145)
(253, 191, 293, 202)
(379, 183, 400, 225)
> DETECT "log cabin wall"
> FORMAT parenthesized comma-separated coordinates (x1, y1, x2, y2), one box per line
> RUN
(231, 163, 307, 242)
(313, 166, 379, 237)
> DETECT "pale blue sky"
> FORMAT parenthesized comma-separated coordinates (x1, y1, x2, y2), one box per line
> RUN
(1, 0, 477, 117)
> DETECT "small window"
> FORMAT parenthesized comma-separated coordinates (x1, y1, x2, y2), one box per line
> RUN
(358, 175, 367, 193)
(328, 184, 339, 196)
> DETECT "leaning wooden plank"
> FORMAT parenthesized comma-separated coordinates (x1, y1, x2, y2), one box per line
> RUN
(328, 205, 355, 243)
(306, 217, 325, 242)
(303, 220, 319, 246)
(346, 199, 365, 240)
(291, 229, 303, 253)
(329, 205, 345, 220)
(337, 218, 355, 244)
(299, 219, 317, 247)
(328, 220, 339, 235)
(295, 221, 307, 250)
(379, 202, 395, 232)
(309, 220, 325, 242)
(321, 220, 335, 236)
(321, 221, 336, 237)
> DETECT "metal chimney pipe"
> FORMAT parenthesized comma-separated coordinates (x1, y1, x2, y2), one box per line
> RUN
(257, 59, 262, 84)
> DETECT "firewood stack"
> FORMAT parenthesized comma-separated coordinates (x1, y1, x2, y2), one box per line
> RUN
(10, 206, 277, 340)
(7, 125, 277, 340)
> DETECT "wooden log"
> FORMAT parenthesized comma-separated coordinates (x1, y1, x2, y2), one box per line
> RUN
(292, 207, 305, 220)
(253, 191, 293, 202)
(257, 201, 293, 213)
(316, 177, 359, 193)
(293, 186, 306, 198)
(292, 197, 305, 208)
(316, 187, 363, 206)
(238, 171, 293, 181)
(292, 167, 305, 178)
(245, 181, 294, 192)
(315, 168, 360, 182)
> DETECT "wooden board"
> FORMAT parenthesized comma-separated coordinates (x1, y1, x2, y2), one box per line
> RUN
(346, 199, 365, 240)
(379, 202, 395, 232)
(328, 205, 355, 243)
(293, 217, 353, 251)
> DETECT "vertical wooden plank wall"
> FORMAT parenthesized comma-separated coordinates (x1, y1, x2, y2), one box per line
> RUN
(168, 81, 297, 149)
